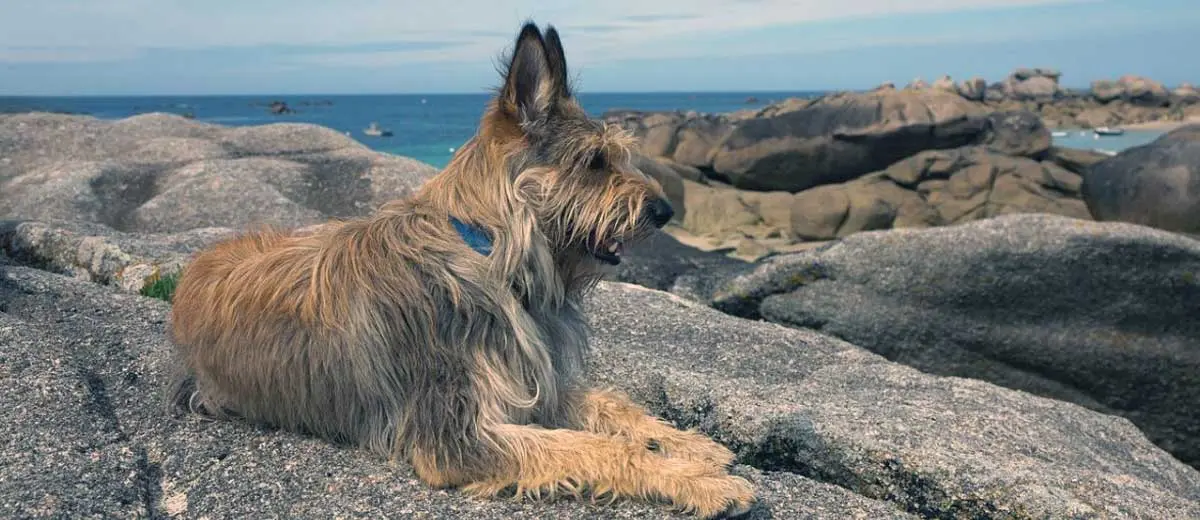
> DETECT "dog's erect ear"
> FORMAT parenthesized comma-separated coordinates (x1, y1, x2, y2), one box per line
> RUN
(500, 22, 568, 124)
(541, 26, 571, 100)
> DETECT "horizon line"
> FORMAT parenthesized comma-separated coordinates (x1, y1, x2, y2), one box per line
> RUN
(0, 84, 1117, 99)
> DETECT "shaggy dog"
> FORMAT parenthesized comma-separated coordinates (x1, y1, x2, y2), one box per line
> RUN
(168, 21, 756, 519)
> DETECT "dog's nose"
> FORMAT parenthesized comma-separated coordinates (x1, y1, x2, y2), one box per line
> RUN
(647, 198, 674, 228)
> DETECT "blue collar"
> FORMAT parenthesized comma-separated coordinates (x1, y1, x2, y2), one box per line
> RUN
(450, 216, 493, 256)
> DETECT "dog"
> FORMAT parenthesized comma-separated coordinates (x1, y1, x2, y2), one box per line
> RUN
(167, 21, 756, 519)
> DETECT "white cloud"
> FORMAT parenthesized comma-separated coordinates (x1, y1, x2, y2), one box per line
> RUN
(0, 0, 1095, 66)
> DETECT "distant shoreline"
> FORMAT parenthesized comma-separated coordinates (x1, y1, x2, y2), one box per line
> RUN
(1055, 116, 1200, 133)
(1117, 116, 1200, 131)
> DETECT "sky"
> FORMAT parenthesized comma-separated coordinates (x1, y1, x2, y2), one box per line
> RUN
(1, 0, 1198, 96)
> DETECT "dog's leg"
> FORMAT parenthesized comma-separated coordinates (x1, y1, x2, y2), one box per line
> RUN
(438, 423, 755, 519)
(567, 387, 736, 470)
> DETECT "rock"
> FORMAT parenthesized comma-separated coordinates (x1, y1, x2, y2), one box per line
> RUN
(1092, 76, 1172, 107)
(904, 78, 929, 90)
(931, 75, 956, 92)
(1046, 146, 1111, 175)
(708, 89, 990, 192)
(267, 100, 293, 114)
(982, 69, 1062, 103)
(1074, 106, 1119, 127)
(1011, 67, 1061, 81)
(955, 77, 988, 101)
(0, 113, 438, 233)
(610, 230, 751, 300)
(1006, 75, 1059, 102)
(1119, 75, 1172, 107)
(873, 82, 896, 91)
(672, 117, 732, 169)
(1082, 124, 1200, 235)
(1173, 83, 1200, 105)
(603, 111, 734, 171)
(786, 146, 1089, 240)
(1091, 79, 1124, 103)
(3, 254, 1199, 518)
(984, 83, 1007, 103)
(706, 212, 1200, 470)
(673, 180, 793, 243)
(632, 154, 688, 222)
(979, 111, 1051, 158)
(0, 219, 234, 293)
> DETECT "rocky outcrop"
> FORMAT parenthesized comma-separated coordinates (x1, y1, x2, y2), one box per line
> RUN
(630, 143, 1089, 254)
(0, 112, 438, 233)
(704, 213, 1200, 470)
(3, 245, 1199, 518)
(788, 145, 1089, 240)
(999, 68, 1062, 102)
(1083, 124, 1200, 235)
(706, 89, 996, 192)
(1092, 75, 1172, 107)
(897, 70, 1196, 129)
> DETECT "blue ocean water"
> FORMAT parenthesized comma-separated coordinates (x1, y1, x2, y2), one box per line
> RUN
(0, 92, 815, 168)
(1, 92, 1162, 168)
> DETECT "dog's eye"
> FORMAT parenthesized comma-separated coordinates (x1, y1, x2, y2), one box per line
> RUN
(588, 152, 607, 171)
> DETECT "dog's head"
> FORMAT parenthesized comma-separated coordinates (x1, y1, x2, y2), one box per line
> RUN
(487, 23, 673, 266)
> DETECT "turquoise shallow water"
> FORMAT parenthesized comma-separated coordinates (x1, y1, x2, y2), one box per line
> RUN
(1, 93, 1162, 168)
(0, 92, 816, 168)
(1050, 128, 1166, 155)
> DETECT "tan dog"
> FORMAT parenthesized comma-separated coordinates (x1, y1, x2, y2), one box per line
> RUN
(167, 21, 756, 519)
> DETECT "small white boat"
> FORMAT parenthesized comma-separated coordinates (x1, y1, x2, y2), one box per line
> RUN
(1094, 126, 1125, 136)
(1051, 131, 1068, 137)
(363, 122, 393, 137)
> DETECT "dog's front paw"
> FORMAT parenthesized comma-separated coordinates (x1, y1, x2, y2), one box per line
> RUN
(674, 474, 756, 519)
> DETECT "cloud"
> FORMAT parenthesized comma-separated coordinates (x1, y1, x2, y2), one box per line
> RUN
(1, 0, 1091, 65)
(620, 14, 699, 23)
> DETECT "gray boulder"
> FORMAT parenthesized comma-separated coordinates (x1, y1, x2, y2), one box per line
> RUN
(1083, 124, 1200, 235)
(1006, 76, 1059, 102)
(979, 110, 1051, 158)
(708, 89, 991, 192)
(707, 213, 1200, 469)
(0, 113, 438, 233)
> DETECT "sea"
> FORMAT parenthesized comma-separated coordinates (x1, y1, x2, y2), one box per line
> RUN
(0, 93, 1164, 169)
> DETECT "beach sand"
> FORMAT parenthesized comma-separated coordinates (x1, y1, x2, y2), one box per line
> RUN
(1120, 115, 1200, 131)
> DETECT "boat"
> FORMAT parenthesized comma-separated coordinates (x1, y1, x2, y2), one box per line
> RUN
(1093, 126, 1125, 136)
(363, 122, 393, 137)
(1051, 131, 1068, 137)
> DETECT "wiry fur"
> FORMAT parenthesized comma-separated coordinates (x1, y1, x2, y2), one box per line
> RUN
(166, 21, 755, 518)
